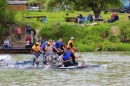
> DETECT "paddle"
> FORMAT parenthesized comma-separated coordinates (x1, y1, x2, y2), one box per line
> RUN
(78, 48, 86, 67)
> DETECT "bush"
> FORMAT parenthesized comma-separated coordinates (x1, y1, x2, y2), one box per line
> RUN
(112, 20, 130, 39)
(14, 11, 130, 51)
(0, 0, 7, 24)
(39, 24, 110, 51)
(6, 9, 17, 23)
(0, 26, 6, 44)
(115, 43, 130, 51)
(77, 43, 95, 52)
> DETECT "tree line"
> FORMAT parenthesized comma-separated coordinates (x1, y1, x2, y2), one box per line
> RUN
(29, 0, 124, 18)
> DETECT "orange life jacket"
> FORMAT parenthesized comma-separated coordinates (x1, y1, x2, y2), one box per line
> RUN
(67, 40, 75, 53)
(45, 45, 53, 51)
(32, 42, 41, 52)
(67, 40, 74, 49)
(48, 41, 53, 47)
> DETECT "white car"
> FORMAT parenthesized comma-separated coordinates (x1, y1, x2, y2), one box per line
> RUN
(28, 7, 39, 11)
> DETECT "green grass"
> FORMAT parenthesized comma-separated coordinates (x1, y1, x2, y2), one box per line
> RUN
(15, 11, 129, 29)
(14, 11, 130, 51)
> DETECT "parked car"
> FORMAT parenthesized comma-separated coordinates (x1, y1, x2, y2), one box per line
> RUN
(28, 7, 39, 11)
(119, 6, 130, 13)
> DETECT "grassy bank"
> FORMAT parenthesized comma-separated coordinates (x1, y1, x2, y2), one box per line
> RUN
(15, 11, 130, 51)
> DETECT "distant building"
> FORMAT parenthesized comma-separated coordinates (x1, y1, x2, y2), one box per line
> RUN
(7, 1, 28, 11)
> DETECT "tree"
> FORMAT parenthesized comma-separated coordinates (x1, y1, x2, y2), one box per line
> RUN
(0, 0, 7, 23)
(28, 0, 46, 12)
(52, 0, 123, 18)
(44, 0, 57, 12)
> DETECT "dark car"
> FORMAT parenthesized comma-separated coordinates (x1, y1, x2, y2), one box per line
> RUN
(119, 6, 130, 13)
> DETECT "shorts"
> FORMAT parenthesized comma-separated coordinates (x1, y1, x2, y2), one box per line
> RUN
(33, 51, 40, 58)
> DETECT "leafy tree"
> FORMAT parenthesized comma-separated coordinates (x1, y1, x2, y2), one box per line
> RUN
(51, 0, 123, 18)
(0, 0, 7, 23)
(44, 0, 57, 12)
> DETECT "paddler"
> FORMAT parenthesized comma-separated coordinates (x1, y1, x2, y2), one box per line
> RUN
(66, 37, 78, 66)
(32, 40, 43, 65)
(62, 48, 73, 67)
(54, 38, 65, 55)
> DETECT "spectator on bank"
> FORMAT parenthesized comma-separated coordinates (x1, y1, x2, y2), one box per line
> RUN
(114, 13, 119, 21)
(3, 38, 10, 49)
(26, 34, 32, 45)
(75, 12, 83, 23)
(17, 26, 22, 40)
(25, 23, 31, 35)
(87, 14, 93, 22)
(108, 13, 119, 23)
(39, 36, 44, 45)
(43, 16, 47, 23)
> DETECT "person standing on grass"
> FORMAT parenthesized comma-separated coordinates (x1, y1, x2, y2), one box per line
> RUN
(25, 23, 31, 35)
(17, 26, 22, 40)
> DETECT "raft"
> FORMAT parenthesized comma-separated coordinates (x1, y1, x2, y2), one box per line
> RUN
(57, 65, 100, 69)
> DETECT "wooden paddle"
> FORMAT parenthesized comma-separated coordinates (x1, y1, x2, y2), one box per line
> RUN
(78, 48, 86, 67)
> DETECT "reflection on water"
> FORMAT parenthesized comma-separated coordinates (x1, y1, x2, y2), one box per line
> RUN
(0, 52, 130, 86)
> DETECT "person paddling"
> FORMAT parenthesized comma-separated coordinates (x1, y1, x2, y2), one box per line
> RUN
(32, 41, 43, 66)
(67, 37, 78, 66)
(44, 39, 59, 62)
(54, 38, 65, 55)
(61, 48, 73, 67)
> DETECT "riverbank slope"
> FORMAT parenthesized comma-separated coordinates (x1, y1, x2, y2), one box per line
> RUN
(1, 11, 130, 51)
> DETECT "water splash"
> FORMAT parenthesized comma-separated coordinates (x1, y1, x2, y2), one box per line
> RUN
(0, 55, 14, 66)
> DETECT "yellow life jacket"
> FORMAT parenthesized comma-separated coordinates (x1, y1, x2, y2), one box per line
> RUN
(67, 40, 74, 49)
(48, 41, 53, 47)
(36, 42, 41, 46)
(67, 40, 75, 53)
(45, 45, 53, 51)
(45, 45, 49, 51)
(32, 42, 41, 52)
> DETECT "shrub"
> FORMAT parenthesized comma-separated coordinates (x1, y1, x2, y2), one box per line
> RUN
(115, 43, 130, 51)
(0, 26, 6, 44)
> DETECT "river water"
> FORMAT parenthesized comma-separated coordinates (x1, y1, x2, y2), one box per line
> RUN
(0, 51, 129, 86)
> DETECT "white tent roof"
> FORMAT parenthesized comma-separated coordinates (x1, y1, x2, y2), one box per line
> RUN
(7, 1, 28, 5)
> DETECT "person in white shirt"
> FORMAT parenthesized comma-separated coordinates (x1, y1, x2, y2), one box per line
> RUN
(3, 38, 10, 49)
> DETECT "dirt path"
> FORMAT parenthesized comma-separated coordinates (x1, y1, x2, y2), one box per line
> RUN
(5, 25, 27, 48)
(10, 34, 27, 48)
(1, 24, 39, 48)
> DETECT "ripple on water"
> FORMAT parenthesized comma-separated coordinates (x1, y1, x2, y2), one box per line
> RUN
(0, 52, 130, 86)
